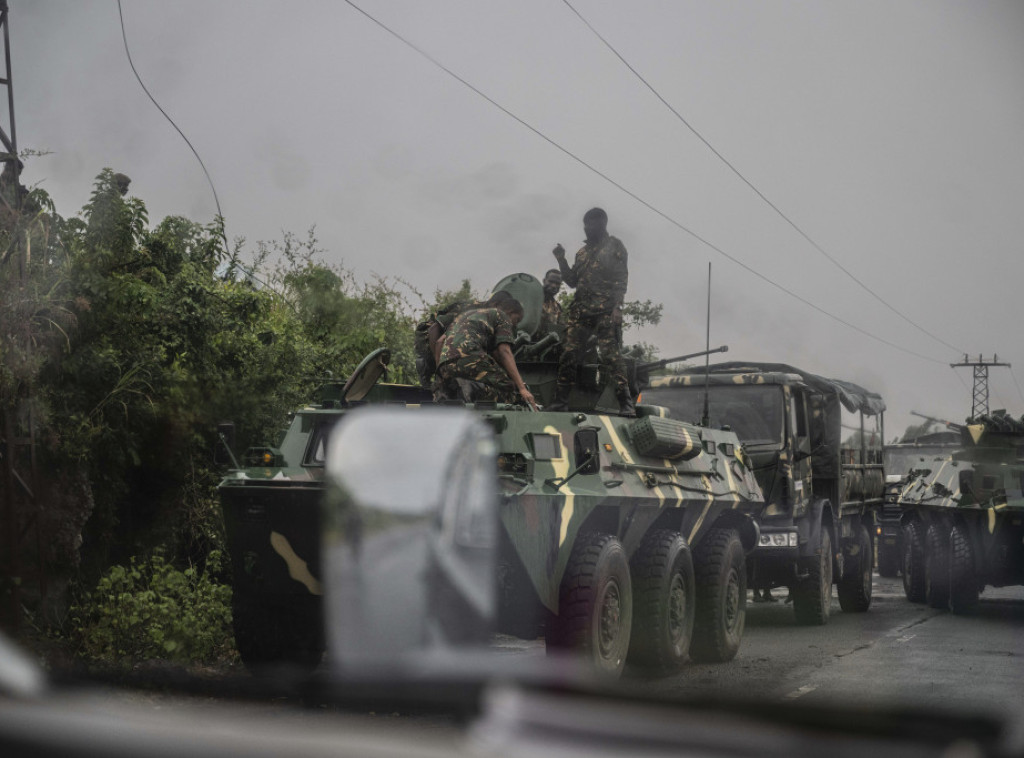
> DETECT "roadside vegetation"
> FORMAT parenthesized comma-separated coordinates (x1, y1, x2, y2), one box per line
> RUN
(0, 167, 659, 668)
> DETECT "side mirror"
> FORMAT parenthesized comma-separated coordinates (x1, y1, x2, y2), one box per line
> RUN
(321, 406, 498, 672)
(214, 422, 237, 467)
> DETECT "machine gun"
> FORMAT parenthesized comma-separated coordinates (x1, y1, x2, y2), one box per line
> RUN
(910, 410, 966, 433)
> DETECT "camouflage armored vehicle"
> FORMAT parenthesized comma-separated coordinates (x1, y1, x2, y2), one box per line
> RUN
(878, 418, 962, 577)
(896, 411, 1024, 613)
(641, 363, 886, 624)
(218, 273, 765, 676)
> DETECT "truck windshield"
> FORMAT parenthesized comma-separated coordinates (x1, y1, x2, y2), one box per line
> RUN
(643, 384, 785, 447)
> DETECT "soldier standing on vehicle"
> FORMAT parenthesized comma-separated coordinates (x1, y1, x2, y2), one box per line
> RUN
(436, 297, 538, 409)
(535, 268, 565, 337)
(549, 207, 633, 416)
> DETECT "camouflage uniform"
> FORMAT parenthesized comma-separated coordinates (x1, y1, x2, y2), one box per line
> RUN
(556, 234, 629, 395)
(413, 300, 482, 388)
(436, 307, 518, 403)
(536, 296, 564, 337)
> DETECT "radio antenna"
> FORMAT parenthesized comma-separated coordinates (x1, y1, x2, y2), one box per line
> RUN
(701, 262, 712, 427)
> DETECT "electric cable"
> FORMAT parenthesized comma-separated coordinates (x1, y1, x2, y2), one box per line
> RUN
(342, 0, 947, 365)
(116, 0, 227, 253)
(116, 0, 296, 307)
(561, 0, 963, 357)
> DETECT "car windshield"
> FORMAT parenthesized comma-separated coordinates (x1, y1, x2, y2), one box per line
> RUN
(643, 384, 785, 447)
(3, 3, 1023, 757)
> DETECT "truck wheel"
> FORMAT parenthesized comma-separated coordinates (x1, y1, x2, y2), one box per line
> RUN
(877, 542, 900, 578)
(837, 524, 873, 613)
(793, 527, 832, 625)
(901, 521, 926, 602)
(547, 532, 633, 677)
(924, 523, 950, 609)
(948, 523, 979, 614)
(232, 593, 323, 676)
(690, 528, 746, 663)
(627, 530, 695, 672)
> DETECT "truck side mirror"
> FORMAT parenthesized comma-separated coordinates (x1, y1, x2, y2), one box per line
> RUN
(214, 422, 236, 467)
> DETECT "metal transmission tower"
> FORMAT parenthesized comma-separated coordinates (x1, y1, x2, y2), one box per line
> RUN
(951, 354, 1011, 420)
(0, 1, 15, 164)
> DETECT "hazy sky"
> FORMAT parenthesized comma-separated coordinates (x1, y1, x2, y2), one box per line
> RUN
(12, 1, 1024, 436)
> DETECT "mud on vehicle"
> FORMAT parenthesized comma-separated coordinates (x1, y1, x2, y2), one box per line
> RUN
(896, 411, 1024, 614)
(641, 363, 886, 625)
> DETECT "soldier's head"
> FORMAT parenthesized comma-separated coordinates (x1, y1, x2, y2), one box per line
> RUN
(496, 298, 524, 326)
(542, 269, 562, 298)
(583, 207, 608, 242)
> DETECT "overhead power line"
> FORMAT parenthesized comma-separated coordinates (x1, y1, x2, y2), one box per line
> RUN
(341, 0, 947, 366)
(116, 0, 227, 251)
(560, 0, 963, 358)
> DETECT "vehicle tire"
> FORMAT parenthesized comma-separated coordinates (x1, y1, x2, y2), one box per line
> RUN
(901, 521, 926, 603)
(627, 530, 695, 672)
(877, 542, 900, 578)
(232, 593, 323, 677)
(924, 523, 950, 609)
(793, 526, 833, 625)
(546, 532, 633, 677)
(948, 523, 980, 615)
(837, 524, 873, 613)
(689, 528, 746, 663)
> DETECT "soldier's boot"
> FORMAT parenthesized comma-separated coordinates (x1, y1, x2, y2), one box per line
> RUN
(617, 391, 637, 418)
(547, 383, 571, 412)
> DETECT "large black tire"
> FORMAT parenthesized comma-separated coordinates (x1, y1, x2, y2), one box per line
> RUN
(924, 523, 950, 609)
(689, 528, 746, 663)
(546, 532, 633, 677)
(901, 521, 926, 602)
(627, 530, 695, 672)
(232, 593, 324, 676)
(793, 527, 833, 625)
(837, 524, 873, 613)
(877, 541, 900, 578)
(949, 522, 980, 615)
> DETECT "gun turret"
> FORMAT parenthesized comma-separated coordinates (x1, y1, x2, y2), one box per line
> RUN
(637, 345, 729, 374)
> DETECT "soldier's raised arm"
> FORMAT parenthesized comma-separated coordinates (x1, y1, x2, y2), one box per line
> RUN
(552, 243, 578, 288)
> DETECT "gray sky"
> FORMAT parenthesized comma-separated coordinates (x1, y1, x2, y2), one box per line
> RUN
(12, 1, 1024, 436)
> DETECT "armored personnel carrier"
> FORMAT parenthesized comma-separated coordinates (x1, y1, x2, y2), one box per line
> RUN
(218, 273, 765, 676)
(896, 411, 1024, 613)
(642, 363, 886, 625)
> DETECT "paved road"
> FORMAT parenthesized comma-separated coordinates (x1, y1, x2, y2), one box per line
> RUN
(496, 571, 1024, 736)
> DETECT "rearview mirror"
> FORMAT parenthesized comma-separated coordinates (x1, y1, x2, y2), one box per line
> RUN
(321, 406, 498, 672)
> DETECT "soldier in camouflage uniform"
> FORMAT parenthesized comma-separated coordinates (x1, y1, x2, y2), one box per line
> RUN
(414, 292, 517, 389)
(550, 207, 633, 416)
(534, 268, 565, 338)
(436, 297, 538, 409)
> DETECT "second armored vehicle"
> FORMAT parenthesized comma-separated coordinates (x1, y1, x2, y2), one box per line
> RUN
(896, 410, 1024, 613)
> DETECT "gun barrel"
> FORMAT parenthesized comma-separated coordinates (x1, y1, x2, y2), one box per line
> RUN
(910, 410, 966, 431)
(638, 345, 728, 373)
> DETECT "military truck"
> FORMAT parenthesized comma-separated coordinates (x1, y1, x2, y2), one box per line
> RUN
(878, 419, 962, 577)
(641, 363, 886, 624)
(896, 411, 1024, 613)
(218, 273, 765, 676)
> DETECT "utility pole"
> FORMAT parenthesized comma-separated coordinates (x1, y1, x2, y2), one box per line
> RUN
(0, 0, 34, 633)
(951, 354, 1011, 420)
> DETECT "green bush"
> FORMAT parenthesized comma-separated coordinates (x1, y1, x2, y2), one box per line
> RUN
(70, 550, 235, 666)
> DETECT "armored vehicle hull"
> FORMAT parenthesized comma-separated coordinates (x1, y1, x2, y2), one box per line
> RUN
(896, 413, 1024, 613)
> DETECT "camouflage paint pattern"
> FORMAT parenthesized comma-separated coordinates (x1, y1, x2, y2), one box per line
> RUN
(488, 407, 763, 613)
(896, 414, 1024, 589)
